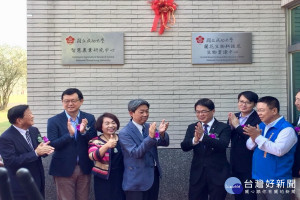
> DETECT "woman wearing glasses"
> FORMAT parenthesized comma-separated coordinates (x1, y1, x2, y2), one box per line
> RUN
(228, 91, 261, 200)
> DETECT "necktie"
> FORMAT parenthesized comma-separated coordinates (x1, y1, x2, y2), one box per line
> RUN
(203, 124, 209, 135)
(142, 125, 147, 138)
(25, 131, 34, 150)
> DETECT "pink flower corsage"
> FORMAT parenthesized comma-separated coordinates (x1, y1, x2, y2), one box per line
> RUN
(209, 133, 216, 139)
(42, 136, 49, 143)
(38, 135, 49, 143)
(295, 126, 300, 135)
(155, 132, 160, 140)
(76, 124, 80, 131)
(241, 124, 249, 128)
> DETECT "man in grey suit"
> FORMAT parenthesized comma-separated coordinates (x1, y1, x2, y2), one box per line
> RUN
(119, 99, 169, 200)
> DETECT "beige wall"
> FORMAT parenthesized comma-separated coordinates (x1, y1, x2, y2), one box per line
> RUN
(27, 0, 288, 147)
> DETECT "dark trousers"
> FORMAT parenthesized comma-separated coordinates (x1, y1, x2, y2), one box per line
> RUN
(189, 169, 227, 200)
(232, 170, 257, 200)
(125, 167, 160, 200)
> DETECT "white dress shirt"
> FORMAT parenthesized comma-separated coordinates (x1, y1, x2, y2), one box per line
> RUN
(132, 120, 144, 136)
(246, 116, 297, 157)
(13, 125, 38, 156)
(193, 118, 215, 145)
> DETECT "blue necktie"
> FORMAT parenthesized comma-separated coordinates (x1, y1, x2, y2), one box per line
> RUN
(203, 124, 209, 135)
(142, 125, 147, 138)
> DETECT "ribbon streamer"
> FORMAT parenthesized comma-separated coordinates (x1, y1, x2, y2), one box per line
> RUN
(150, 0, 177, 35)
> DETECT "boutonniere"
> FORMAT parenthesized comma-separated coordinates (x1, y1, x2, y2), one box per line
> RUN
(155, 131, 160, 140)
(208, 133, 216, 139)
(76, 123, 90, 132)
(37, 134, 49, 143)
(295, 126, 300, 135)
(241, 124, 249, 128)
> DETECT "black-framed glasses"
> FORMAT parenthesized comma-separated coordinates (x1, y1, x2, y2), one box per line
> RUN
(62, 99, 80, 104)
(238, 100, 252, 106)
(195, 110, 211, 115)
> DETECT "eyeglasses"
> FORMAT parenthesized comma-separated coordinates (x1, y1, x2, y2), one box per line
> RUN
(238, 100, 252, 106)
(195, 110, 211, 115)
(62, 99, 80, 104)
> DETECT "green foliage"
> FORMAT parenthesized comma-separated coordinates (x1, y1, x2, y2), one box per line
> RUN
(0, 45, 27, 110)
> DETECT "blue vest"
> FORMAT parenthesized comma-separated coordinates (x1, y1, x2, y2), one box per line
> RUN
(252, 117, 296, 182)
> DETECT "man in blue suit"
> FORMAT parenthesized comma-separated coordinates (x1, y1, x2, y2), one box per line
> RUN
(119, 99, 170, 200)
(47, 88, 97, 200)
(0, 105, 54, 200)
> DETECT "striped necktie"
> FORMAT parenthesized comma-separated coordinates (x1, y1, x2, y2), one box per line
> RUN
(25, 131, 34, 150)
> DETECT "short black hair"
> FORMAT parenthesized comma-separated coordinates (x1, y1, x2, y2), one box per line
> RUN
(238, 91, 259, 104)
(7, 104, 29, 124)
(95, 113, 120, 133)
(194, 98, 215, 111)
(258, 96, 280, 113)
(61, 88, 83, 100)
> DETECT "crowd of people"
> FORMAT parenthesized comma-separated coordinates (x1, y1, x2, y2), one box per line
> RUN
(0, 88, 299, 200)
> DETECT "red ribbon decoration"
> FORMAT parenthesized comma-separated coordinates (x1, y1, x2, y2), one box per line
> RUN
(150, 0, 177, 35)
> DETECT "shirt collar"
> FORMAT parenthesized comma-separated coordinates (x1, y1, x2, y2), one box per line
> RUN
(132, 119, 144, 134)
(201, 117, 215, 127)
(239, 109, 255, 119)
(65, 110, 80, 122)
(265, 116, 283, 128)
(13, 125, 27, 136)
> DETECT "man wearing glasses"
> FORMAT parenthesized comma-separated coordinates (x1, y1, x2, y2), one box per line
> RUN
(181, 98, 231, 200)
(228, 91, 260, 200)
(244, 96, 297, 200)
(47, 88, 97, 200)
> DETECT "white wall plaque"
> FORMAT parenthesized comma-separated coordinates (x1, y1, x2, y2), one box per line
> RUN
(62, 32, 124, 65)
(192, 32, 252, 64)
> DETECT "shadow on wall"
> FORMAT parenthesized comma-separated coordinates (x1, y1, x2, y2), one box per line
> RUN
(43, 148, 234, 200)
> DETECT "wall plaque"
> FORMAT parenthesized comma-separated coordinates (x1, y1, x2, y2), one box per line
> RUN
(192, 32, 252, 64)
(62, 32, 124, 65)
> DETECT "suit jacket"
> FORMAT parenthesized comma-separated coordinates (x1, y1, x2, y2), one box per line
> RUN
(47, 110, 97, 177)
(0, 125, 45, 199)
(229, 111, 261, 174)
(119, 120, 169, 191)
(181, 118, 231, 186)
(292, 116, 300, 177)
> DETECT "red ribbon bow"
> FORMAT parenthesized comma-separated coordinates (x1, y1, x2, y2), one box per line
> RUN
(150, 0, 177, 35)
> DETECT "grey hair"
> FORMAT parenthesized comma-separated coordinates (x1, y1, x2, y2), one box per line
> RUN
(128, 99, 150, 112)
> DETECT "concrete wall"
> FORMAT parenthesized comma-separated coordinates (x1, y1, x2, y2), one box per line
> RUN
(27, 0, 288, 148)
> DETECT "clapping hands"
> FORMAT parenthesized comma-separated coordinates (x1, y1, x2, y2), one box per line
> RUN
(67, 118, 89, 136)
(35, 141, 55, 156)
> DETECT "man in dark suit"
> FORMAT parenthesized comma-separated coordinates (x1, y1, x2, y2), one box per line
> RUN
(119, 99, 169, 200)
(0, 104, 54, 200)
(228, 91, 261, 200)
(47, 88, 97, 200)
(292, 90, 300, 199)
(181, 98, 231, 200)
